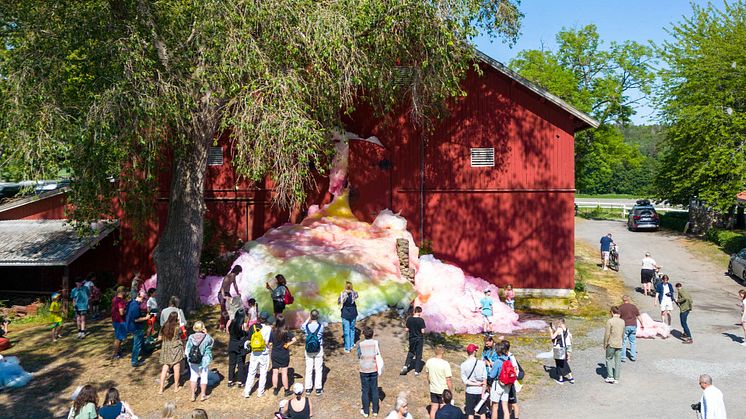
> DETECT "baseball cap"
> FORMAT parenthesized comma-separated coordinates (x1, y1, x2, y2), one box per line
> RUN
(259, 311, 270, 321)
(466, 343, 479, 354)
(292, 382, 304, 394)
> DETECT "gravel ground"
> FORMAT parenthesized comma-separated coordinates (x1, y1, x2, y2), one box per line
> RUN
(523, 219, 746, 418)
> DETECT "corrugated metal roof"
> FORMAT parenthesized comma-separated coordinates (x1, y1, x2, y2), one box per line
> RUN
(0, 220, 116, 266)
(476, 50, 600, 131)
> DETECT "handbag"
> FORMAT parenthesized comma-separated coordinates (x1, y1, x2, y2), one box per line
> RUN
(375, 341, 384, 376)
(552, 329, 567, 360)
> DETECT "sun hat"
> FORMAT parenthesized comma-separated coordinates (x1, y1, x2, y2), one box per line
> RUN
(292, 383, 304, 395)
(51, 292, 61, 300)
(466, 343, 479, 354)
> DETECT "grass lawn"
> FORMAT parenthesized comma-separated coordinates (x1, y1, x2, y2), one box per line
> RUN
(0, 244, 626, 418)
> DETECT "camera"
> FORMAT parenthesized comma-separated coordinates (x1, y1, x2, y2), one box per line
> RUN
(691, 402, 701, 412)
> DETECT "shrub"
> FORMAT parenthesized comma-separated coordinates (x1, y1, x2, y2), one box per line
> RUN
(706, 228, 746, 254)
(659, 212, 689, 232)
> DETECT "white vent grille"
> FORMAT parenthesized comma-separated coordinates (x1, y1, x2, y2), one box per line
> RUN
(470, 148, 495, 167)
(207, 146, 224, 166)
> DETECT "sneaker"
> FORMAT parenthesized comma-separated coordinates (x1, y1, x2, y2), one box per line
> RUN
(373, 414, 378, 417)
(360, 409, 369, 417)
(256, 393, 265, 398)
(243, 391, 251, 398)
(284, 389, 293, 397)
(604, 377, 613, 383)
(628, 357, 636, 362)
(569, 379, 575, 384)
(611, 379, 617, 384)
(238, 383, 245, 389)
(316, 389, 323, 396)
(683, 339, 693, 344)
(273, 387, 280, 396)
(227, 382, 235, 388)
(306, 389, 312, 395)
(399, 367, 408, 376)
(414, 372, 420, 376)
(555, 379, 564, 385)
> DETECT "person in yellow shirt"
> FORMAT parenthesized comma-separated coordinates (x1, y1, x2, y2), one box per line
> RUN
(49, 293, 63, 343)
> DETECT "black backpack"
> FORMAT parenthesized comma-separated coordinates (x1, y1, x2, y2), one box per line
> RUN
(188, 335, 206, 364)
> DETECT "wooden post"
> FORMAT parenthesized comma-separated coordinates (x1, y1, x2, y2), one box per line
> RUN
(61, 265, 70, 317)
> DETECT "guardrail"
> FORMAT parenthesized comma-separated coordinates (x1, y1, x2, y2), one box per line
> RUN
(575, 202, 688, 218)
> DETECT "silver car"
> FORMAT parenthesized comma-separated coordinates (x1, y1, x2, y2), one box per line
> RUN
(728, 248, 746, 282)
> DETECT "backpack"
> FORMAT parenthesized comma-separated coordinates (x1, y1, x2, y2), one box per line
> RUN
(305, 324, 321, 353)
(188, 335, 206, 364)
(497, 357, 517, 385)
(283, 286, 294, 305)
(249, 324, 266, 352)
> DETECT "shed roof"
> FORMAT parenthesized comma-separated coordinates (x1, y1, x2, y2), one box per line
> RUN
(476, 51, 600, 132)
(0, 220, 116, 266)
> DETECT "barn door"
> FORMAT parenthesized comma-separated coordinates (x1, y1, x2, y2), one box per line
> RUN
(348, 140, 392, 222)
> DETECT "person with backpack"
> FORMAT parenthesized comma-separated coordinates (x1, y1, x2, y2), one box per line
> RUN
(358, 326, 381, 417)
(243, 311, 273, 398)
(266, 274, 292, 315)
(338, 281, 359, 353)
(503, 340, 523, 419)
(185, 321, 214, 402)
(270, 314, 297, 396)
(460, 343, 488, 419)
(301, 309, 325, 396)
(424, 345, 452, 419)
(126, 291, 151, 367)
(487, 341, 515, 419)
(71, 279, 91, 338)
(549, 318, 574, 384)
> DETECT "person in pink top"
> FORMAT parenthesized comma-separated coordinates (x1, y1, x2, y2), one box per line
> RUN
(504, 285, 515, 311)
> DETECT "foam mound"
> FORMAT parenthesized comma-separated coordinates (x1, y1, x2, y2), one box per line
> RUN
(636, 313, 671, 339)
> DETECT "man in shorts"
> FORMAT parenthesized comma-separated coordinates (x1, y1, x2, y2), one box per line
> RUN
(111, 286, 127, 359)
(460, 343, 488, 419)
(71, 280, 91, 338)
(655, 275, 675, 327)
(487, 341, 511, 419)
(599, 233, 614, 270)
(479, 289, 493, 335)
(425, 345, 452, 419)
(640, 252, 660, 296)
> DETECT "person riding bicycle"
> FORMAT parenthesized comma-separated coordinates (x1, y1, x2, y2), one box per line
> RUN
(600, 233, 615, 271)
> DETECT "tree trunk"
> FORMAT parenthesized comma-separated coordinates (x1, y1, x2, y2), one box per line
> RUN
(153, 119, 213, 313)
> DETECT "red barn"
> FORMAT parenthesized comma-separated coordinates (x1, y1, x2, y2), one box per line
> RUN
(0, 51, 596, 295)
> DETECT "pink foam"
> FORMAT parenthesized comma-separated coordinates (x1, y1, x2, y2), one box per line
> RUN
(636, 313, 671, 338)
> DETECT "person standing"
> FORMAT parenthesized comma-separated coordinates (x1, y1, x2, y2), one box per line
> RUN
(504, 285, 515, 311)
(111, 287, 127, 358)
(358, 326, 381, 418)
(599, 233, 614, 270)
(481, 336, 499, 371)
(160, 296, 187, 329)
(219, 265, 242, 332)
(655, 275, 675, 327)
(640, 252, 660, 296)
(227, 308, 248, 389)
(49, 292, 63, 343)
(243, 311, 273, 398)
(738, 290, 746, 346)
(185, 321, 214, 402)
(158, 312, 185, 394)
(287, 382, 314, 419)
(618, 295, 643, 361)
(146, 288, 159, 342)
(266, 274, 289, 315)
(487, 341, 511, 419)
(479, 289, 494, 335)
(697, 374, 727, 419)
(129, 272, 142, 301)
(71, 280, 91, 338)
(338, 281, 359, 353)
(400, 306, 426, 376)
(503, 340, 522, 419)
(126, 291, 151, 367)
(434, 390, 464, 419)
(270, 314, 297, 396)
(425, 345, 453, 419)
(675, 282, 694, 344)
(603, 306, 625, 384)
(549, 318, 574, 384)
(302, 309, 325, 396)
(460, 343, 488, 419)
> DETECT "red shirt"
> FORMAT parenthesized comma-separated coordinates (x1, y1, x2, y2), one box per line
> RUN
(111, 296, 126, 323)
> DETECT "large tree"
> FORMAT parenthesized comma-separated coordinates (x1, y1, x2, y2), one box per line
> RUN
(509, 25, 655, 194)
(0, 0, 522, 309)
(655, 1, 746, 211)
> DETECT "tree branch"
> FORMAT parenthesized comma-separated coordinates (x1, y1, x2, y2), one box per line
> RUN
(137, 0, 170, 69)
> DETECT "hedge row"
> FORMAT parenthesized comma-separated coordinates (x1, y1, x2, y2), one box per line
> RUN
(705, 228, 746, 254)
(659, 212, 689, 232)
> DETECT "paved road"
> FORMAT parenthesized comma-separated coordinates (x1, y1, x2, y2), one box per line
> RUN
(523, 219, 745, 419)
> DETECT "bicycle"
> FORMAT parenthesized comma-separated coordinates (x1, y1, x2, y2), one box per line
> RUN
(609, 244, 620, 271)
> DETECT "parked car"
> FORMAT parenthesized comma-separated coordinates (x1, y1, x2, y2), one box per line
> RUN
(627, 199, 660, 231)
(728, 248, 746, 283)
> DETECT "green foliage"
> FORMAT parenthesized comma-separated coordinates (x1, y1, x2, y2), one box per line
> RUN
(576, 206, 625, 221)
(509, 25, 656, 195)
(659, 212, 689, 232)
(655, 2, 746, 210)
(705, 228, 746, 254)
(418, 240, 434, 256)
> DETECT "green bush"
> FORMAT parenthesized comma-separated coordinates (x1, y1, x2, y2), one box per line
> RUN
(577, 206, 624, 220)
(659, 212, 689, 232)
(706, 228, 746, 254)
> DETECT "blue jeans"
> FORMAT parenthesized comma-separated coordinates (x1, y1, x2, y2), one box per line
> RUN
(680, 310, 692, 338)
(342, 317, 356, 351)
(131, 329, 144, 365)
(622, 325, 637, 361)
(360, 372, 379, 415)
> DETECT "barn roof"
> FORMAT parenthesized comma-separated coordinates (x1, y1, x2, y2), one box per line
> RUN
(476, 51, 600, 132)
(0, 220, 116, 266)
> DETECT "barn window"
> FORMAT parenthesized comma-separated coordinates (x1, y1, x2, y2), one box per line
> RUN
(470, 148, 495, 167)
(207, 146, 224, 166)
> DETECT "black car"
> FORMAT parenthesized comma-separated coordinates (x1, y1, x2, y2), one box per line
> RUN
(627, 199, 660, 231)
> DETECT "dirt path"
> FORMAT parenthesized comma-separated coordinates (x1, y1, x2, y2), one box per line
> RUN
(523, 219, 746, 418)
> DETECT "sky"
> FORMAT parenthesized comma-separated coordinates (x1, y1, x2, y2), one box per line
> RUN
(474, 0, 718, 125)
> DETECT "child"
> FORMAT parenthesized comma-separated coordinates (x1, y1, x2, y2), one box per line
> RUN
(504, 284, 515, 311)
(146, 288, 158, 341)
(479, 289, 494, 335)
(246, 298, 258, 330)
(49, 293, 63, 343)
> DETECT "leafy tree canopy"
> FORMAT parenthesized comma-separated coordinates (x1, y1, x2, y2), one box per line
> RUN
(655, 1, 746, 210)
(509, 24, 656, 195)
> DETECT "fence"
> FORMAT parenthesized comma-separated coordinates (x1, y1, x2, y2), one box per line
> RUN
(574, 201, 688, 219)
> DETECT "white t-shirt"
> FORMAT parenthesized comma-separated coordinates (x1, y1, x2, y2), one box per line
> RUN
(641, 257, 657, 270)
(700, 385, 727, 419)
(660, 285, 673, 307)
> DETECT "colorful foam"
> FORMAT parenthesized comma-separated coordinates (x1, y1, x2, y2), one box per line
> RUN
(636, 312, 671, 338)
